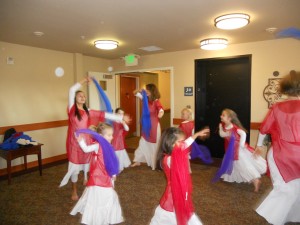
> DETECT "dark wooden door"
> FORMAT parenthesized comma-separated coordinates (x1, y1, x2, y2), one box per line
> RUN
(120, 75, 137, 137)
(195, 55, 251, 158)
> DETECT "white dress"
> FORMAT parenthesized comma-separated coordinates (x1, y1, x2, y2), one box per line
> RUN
(220, 124, 267, 183)
(256, 148, 300, 225)
(133, 92, 163, 170)
(70, 140, 124, 225)
(150, 205, 203, 225)
(133, 124, 161, 170)
(70, 186, 124, 225)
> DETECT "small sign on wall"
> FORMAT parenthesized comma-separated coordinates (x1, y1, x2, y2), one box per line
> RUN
(184, 87, 193, 96)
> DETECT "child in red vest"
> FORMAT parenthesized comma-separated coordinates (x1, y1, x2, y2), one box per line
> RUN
(70, 123, 124, 225)
(112, 108, 131, 172)
(150, 127, 209, 225)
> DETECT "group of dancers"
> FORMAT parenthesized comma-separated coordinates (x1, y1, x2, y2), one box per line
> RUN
(59, 70, 300, 225)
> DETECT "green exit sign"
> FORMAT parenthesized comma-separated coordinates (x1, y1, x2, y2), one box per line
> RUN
(125, 54, 138, 66)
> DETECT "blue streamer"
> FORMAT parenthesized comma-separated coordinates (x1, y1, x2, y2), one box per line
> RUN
(190, 142, 213, 164)
(276, 27, 300, 39)
(212, 134, 235, 182)
(76, 129, 119, 177)
(141, 90, 151, 138)
(92, 77, 113, 113)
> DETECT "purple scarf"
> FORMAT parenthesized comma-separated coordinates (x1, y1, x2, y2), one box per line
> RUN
(76, 129, 119, 177)
(212, 134, 235, 182)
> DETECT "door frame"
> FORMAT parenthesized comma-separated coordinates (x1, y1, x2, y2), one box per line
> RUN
(194, 55, 252, 156)
(114, 66, 174, 135)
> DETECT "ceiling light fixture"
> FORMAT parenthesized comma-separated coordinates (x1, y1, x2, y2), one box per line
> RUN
(200, 38, 228, 50)
(94, 40, 119, 50)
(215, 13, 250, 30)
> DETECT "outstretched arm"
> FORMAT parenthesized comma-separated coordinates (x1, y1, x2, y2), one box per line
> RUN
(68, 77, 91, 111)
(77, 136, 99, 153)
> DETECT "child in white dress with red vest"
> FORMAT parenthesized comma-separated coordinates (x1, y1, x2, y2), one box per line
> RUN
(112, 108, 131, 172)
(213, 108, 266, 192)
(70, 123, 124, 225)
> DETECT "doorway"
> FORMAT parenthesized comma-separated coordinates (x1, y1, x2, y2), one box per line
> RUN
(116, 69, 171, 149)
(119, 75, 138, 137)
(195, 55, 252, 158)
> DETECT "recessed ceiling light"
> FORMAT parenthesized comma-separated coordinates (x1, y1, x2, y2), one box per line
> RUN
(215, 13, 250, 30)
(139, 46, 163, 52)
(200, 38, 228, 50)
(33, 31, 44, 37)
(94, 40, 119, 50)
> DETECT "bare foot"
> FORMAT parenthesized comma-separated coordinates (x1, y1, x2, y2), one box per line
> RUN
(71, 193, 79, 201)
(253, 179, 261, 193)
(131, 162, 141, 167)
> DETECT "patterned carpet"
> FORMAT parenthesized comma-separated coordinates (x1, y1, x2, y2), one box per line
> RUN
(0, 152, 299, 225)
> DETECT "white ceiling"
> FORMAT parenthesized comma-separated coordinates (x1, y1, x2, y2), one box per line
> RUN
(1, 0, 299, 59)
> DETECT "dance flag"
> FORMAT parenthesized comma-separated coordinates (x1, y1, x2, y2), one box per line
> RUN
(91, 77, 113, 113)
(141, 89, 151, 138)
(76, 129, 119, 177)
(212, 134, 235, 182)
(190, 142, 213, 164)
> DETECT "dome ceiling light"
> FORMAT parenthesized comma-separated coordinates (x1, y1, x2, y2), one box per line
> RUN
(94, 40, 119, 50)
(200, 38, 228, 50)
(215, 13, 250, 30)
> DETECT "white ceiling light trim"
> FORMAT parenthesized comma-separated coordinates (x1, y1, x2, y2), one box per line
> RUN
(94, 40, 119, 50)
(200, 38, 228, 50)
(215, 13, 250, 30)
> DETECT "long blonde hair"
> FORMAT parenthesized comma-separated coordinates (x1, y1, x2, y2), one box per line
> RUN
(223, 108, 247, 132)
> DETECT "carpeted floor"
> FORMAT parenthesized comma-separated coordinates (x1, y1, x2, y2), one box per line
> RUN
(1, 154, 299, 225)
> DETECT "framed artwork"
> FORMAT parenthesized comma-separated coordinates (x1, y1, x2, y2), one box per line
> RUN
(263, 78, 284, 108)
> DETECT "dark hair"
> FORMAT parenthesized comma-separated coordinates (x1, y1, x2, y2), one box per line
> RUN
(280, 70, 300, 96)
(115, 107, 124, 113)
(74, 90, 89, 121)
(157, 127, 185, 161)
(146, 83, 161, 101)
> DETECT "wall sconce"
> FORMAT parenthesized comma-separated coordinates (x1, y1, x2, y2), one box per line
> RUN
(215, 13, 250, 30)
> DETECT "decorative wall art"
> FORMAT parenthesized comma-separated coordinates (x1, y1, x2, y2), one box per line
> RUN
(263, 78, 284, 108)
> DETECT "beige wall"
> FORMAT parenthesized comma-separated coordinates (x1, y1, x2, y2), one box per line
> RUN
(111, 38, 300, 146)
(156, 70, 171, 109)
(0, 41, 110, 169)
(1, 38, 299, 169)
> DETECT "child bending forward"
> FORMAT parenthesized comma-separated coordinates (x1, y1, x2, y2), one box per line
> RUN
(150, 127, 209, 225)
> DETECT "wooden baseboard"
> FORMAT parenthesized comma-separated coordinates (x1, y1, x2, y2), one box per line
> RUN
(0, 153, 68, 176)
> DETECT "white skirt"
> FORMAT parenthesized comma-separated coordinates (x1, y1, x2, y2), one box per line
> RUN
(70, 186, 124, 225)
(256, 148, 300, 225)
(150, 205, 203, 225)
(221, 146, 267, 183)
(115, 149, 131, 172)
(133, 124, 161, 170)
(59, 162, 90, 187)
